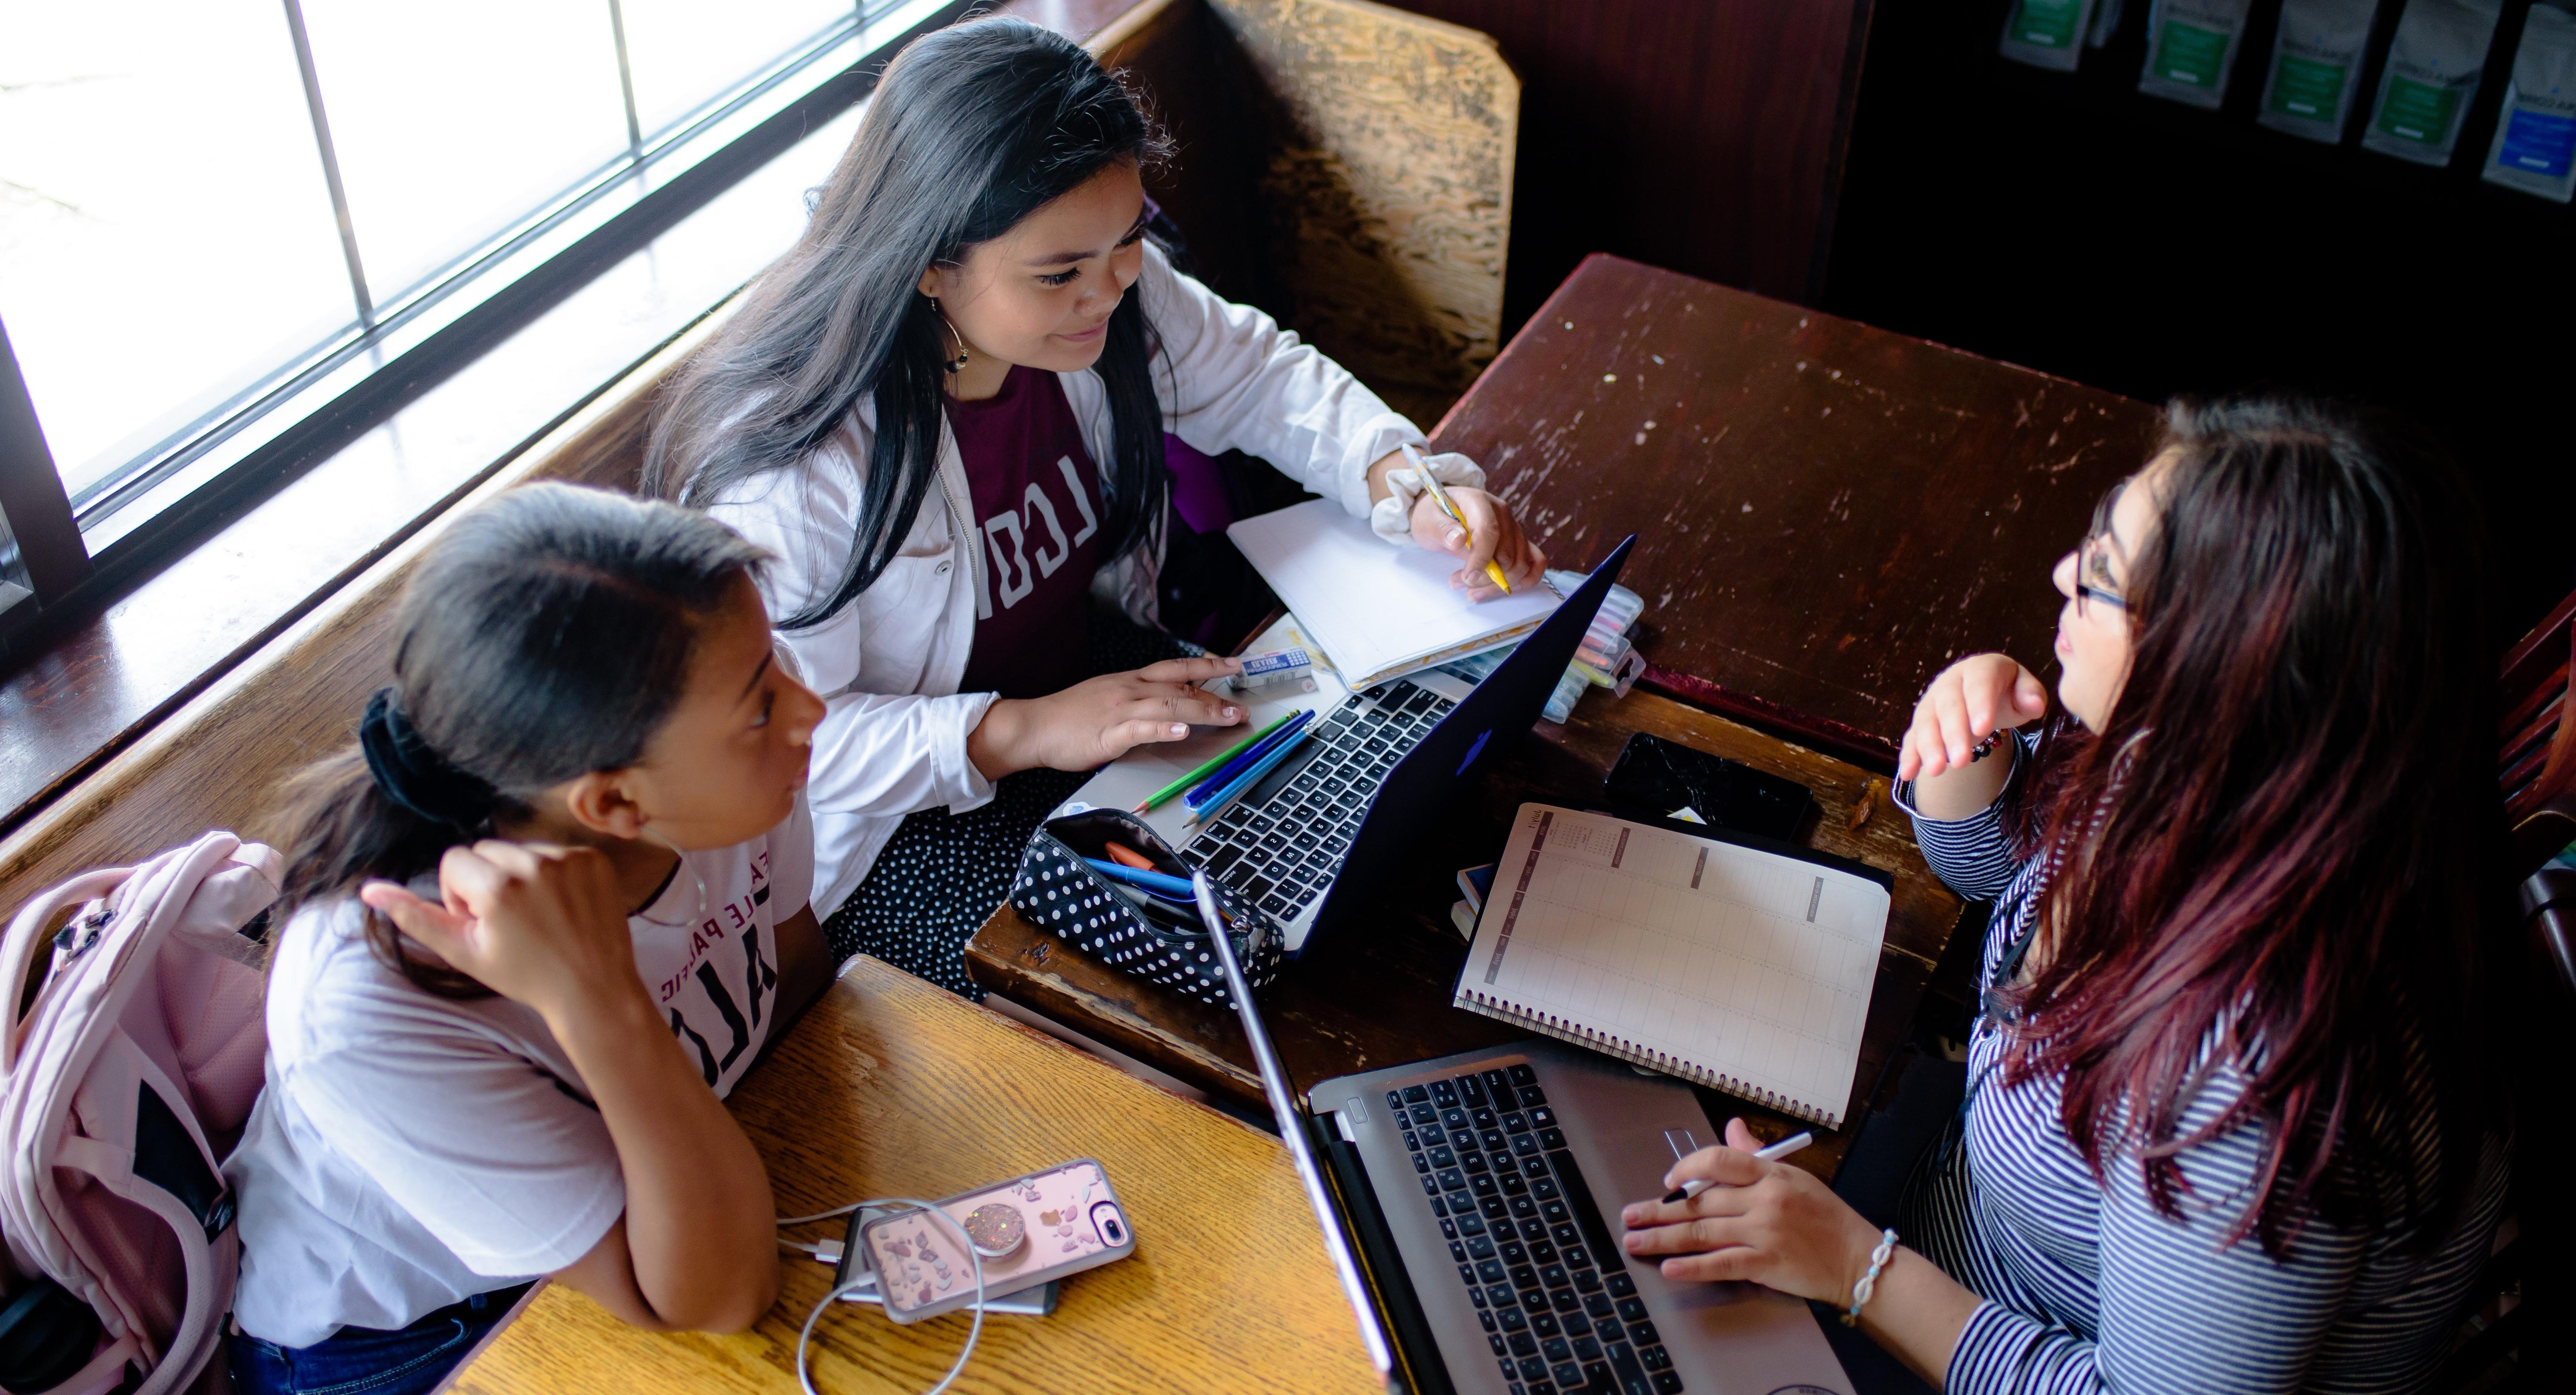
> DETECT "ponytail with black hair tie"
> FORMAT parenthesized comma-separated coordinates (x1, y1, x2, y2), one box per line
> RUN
(357, 688, 497, 834)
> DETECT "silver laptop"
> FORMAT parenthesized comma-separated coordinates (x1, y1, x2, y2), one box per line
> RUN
(1192, 876, 1854, 1395)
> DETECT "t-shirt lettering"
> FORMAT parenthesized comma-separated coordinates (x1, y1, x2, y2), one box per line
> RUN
(654, 846, 783, 1085)
(949, 367, 1104, 698)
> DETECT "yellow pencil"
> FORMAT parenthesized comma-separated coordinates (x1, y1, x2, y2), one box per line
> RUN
(1401, 444, 1512, 594)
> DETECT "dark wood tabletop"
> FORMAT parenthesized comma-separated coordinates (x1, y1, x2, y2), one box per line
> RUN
(966, 686, 1965, 1182)
(1429, 253, 2163, 768)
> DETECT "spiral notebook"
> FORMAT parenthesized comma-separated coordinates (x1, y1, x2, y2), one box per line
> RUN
(1453, 805, 1892, 1127)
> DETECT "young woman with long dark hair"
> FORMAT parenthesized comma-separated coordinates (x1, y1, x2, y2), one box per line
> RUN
(222, 484, 829, 1395)
(1617, 397, 2511, 1392)
(645, 16, 1547, 995)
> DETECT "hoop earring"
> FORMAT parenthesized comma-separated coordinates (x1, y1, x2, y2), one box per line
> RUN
(927, 296, 971, 374)
(636, 824, 710, 928)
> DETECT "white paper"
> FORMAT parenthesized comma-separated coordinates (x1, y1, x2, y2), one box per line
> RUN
(1226, 500, 1559, 689)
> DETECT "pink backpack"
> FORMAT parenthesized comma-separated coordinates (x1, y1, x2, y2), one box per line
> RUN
(0, 832, 279, 1395)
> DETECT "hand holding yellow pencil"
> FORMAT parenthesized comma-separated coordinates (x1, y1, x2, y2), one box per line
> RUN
(1399, 444, 1515, 595)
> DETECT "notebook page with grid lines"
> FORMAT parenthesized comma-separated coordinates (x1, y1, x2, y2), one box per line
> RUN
(1454, 805, 1890, 1127)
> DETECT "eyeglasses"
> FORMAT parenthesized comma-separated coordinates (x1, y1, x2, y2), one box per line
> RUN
(2073, 534, 2127, 617)
(2070, 483, 2129, 618)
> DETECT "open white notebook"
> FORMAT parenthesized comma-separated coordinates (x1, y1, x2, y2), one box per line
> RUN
(1227, 499, 1560, 691)
(1454, 805, 1891, 1127)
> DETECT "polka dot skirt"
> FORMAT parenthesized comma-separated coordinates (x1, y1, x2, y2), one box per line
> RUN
(823, 616, 1198, 1000)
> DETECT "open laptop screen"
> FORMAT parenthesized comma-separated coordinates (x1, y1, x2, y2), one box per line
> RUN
(1309, 536, 1635, 945)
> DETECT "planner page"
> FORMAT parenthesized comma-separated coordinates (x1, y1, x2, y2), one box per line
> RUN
(1227, 499, 1558, 688)
(1463, 805, 1889, 1123)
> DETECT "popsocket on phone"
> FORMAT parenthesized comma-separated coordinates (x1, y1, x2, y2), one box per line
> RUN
(855, 1159, 1137, 1324)
(962, 1202, 1026, 1259)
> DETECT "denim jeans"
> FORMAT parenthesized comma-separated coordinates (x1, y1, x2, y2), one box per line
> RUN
(228, 1284, 531, 1395)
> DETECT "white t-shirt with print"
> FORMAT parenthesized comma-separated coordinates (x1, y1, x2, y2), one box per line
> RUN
(225, 797, 812, 1347)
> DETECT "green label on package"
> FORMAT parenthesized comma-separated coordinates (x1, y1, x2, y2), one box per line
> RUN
(2009, 0, 2085, 48)
(2154, 21, 2234, 87)
(2377, 75, 2462, 142)
(2268, 55, 2349, 117)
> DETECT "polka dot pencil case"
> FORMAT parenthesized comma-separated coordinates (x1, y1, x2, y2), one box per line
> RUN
(1008, 809, 1282, 1006)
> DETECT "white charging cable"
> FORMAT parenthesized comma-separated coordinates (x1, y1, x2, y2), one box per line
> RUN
(781, 1200, 984, 1395)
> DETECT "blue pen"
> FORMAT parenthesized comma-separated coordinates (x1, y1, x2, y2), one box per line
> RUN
(1083, 858, 1199, 901)
(1185, 709, 1313, 807)
(1186, 723, 1315, 826)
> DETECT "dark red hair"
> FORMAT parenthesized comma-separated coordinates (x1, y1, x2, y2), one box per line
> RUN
(2000, 395, 2507, 1256)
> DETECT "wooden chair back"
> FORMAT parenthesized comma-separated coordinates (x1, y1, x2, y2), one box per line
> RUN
(1198, 0, 1517, 428)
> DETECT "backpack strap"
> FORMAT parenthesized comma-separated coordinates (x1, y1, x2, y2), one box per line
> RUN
(56, 1131, 233, 1395)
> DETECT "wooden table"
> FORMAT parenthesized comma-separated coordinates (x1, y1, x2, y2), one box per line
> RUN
(447, 956, 1379, 1395)
(1429, 253, 2163, 768)
(966, 686, 1965, 1182)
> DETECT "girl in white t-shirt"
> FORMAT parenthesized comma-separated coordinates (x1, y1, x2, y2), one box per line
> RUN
(222, 482, 830, 1395)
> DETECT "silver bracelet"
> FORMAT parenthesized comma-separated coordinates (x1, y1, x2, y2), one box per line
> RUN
(1842, 1228, 1899, 1327)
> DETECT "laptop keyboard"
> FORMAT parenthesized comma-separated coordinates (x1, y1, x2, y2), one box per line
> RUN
(1391, 1065, 1685, 1395)
(1183, 680, 1456, 922)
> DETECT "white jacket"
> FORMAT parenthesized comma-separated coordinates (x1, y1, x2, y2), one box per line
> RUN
(710, 243, 1424, 917)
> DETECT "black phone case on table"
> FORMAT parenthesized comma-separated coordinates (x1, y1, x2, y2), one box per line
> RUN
(1603, 731, 1819, 843)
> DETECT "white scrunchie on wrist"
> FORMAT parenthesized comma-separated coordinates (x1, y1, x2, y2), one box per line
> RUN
(1368, 450, 1488, 545)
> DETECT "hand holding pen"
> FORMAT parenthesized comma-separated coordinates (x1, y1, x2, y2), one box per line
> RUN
(1394, 444, 1547, 601)
(1660, 1130, 1811, 1202)
(1619, 1117, 1898, 1306)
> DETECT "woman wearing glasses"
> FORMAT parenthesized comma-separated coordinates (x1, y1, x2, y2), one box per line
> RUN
(1621, 396, 2512, 1393)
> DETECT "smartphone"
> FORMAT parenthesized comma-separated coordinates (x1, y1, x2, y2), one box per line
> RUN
(847, 1160, 1136, 1324)
(830, 1209, 1061, 1316)
(1603, 732, 1817, 842)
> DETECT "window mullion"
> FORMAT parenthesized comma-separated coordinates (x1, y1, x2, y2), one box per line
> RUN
(0, 319, 96, 608)
(608, 0, 645, 159)
(279, 0, 375, 327)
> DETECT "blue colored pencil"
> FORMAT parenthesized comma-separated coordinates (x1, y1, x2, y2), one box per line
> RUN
(1083, 858, 1199, 901)
(1184, 709, 1313, 807)
(1185, 724, 1316, 826)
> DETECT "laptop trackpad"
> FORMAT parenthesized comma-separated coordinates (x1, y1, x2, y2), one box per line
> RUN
(1648, 1126, 1763, 1305)
(1580, 1089, 1850, 1389)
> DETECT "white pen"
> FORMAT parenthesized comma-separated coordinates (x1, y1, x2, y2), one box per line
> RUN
(1660, 1130, 1814, 1203)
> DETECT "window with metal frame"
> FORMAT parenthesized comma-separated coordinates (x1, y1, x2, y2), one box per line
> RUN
(0, 0, 956, 647)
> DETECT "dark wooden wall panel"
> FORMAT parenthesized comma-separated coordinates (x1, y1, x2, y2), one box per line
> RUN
(1373, 0, 1875, 326)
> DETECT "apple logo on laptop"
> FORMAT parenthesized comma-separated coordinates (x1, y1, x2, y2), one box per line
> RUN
(1455, 729, 1492, 777)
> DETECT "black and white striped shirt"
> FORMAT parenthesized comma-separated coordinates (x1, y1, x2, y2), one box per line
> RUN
(1897, 742, 2507, 1393)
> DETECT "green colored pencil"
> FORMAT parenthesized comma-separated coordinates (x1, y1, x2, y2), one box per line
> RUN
(1132, 710, 1297, 812)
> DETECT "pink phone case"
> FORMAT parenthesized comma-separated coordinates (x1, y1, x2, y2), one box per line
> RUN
(857, 1159, 1135, 1323)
